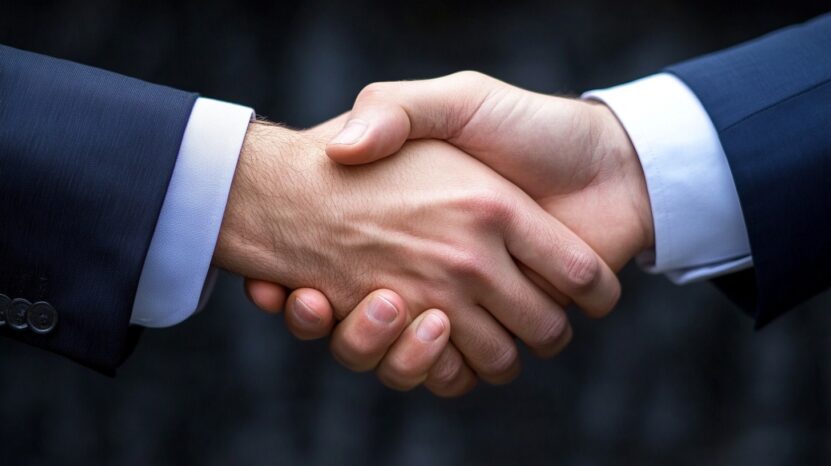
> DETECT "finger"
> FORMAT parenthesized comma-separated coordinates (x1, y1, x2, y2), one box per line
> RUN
(506, 201, 621, 318)
(283, 288, 336, 341)
(244, 278, 289, 314)
(505, 200, 620, 317)
(327, 71, 499, 164)
(424, 344, 478, 397)
(517, 262, 569, 305)
(448, 304, 521, 385)
(529, 321, 573, 359)
(330, 290, 410, 372)
(376, 309, 451, 391)
(478, 255, 573, 358)
(514, 263, 575, 357)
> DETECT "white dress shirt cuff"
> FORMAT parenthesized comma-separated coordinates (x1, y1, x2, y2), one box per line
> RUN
(130, 97, 253, 327)
(584, 73, 752, 284)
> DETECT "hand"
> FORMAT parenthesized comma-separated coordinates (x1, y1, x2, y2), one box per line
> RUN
(215, 117, 620, 391)
(248, 71, 654, 394)
(326, 71, 654, 266)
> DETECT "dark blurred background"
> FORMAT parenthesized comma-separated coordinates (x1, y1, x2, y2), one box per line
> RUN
(2, 1, 831, 465)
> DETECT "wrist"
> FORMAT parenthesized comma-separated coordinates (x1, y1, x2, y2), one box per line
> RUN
(213, 121, 304, 281)
(587, 102, 655, 256)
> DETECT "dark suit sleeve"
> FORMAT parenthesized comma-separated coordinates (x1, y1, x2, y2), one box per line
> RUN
(0, 45, 198, 372)
(665, 13, 831, 326)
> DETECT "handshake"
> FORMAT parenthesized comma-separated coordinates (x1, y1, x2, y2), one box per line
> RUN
(213, 71, 654, 397)
(2, 15, 821, 389)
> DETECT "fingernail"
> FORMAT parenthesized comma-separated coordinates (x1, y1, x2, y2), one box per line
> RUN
(293, 297, 321, 325)
(367, 295, 398, 324)
(330, 119, 368, 145)
(416, 313, 446, 342)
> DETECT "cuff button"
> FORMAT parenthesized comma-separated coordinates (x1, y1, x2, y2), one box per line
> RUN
(27, 301, 57, 335)
(7, 299, 30, 331)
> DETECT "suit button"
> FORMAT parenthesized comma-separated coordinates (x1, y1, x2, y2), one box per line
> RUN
(0, 294, 10, 326)
(27, 301, 57, 334)
(7, 299, 30, 330)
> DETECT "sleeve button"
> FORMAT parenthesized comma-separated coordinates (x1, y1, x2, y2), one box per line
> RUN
(27, 301, 58, 335)
(7, 299, 31, 330)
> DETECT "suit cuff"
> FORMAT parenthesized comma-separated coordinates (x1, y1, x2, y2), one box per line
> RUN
(584, 73, 752, 283)
(130, 97, 253, 327)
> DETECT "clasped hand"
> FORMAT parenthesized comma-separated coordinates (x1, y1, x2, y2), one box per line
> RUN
(212, 71, 655, 397)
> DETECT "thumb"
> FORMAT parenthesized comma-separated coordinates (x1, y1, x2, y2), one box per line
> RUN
(326, 97, 412, 165)
(326, 71, 498, 165)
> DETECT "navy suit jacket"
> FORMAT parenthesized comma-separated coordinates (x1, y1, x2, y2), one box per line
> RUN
(0, 45, 197, 373)
(667, 13, 831, 326)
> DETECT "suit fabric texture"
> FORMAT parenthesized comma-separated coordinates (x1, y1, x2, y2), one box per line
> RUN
(0, 45, 197, 372)
(668, 13, 831, 326)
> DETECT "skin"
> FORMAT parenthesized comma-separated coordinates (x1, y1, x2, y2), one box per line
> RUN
(244, 71, 656, 397)
(213, 114, 621, 390)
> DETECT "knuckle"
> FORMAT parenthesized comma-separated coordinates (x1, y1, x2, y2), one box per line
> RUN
(357, 81, 392, 101)
(378, 373, 419, 392)
(428, 355, 463, 387)
(385, 353, 427, 383)
(464, 188, 514, 227)
(383, 380, 418, 392)
(479, 344, 519, 382)
(453, 70, 489, 85)
(563, 245, 600, 290)
(526, 313, 569, 351)
(334, 335, 377, 371)
(590, 280, 622, 318)
(444, 248, 487, 280)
